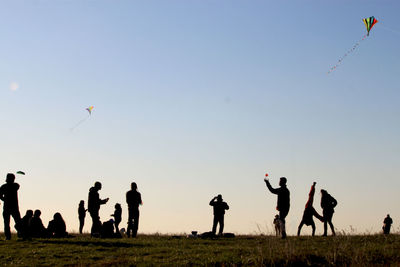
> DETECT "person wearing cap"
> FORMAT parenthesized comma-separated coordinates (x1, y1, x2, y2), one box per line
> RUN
(126, 182, 142, 238)
(209, 194, 229, 236)
(88, 181, 109, 237)
(0, 173, 22, 240)
(264, 176, 290, 238)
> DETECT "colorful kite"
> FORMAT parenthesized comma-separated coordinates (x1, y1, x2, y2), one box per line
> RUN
(86, 106, 94, 115)
(328, 16, 378, 74)
(70, 106, 94, 131)
(16, 171, 25, 175)
(363, 16, 378, 36)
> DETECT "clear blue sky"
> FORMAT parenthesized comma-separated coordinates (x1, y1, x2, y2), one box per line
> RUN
(1, 0, 399, 235)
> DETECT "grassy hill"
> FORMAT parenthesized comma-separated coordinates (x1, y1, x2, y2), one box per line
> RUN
(0, 234, 399, 266)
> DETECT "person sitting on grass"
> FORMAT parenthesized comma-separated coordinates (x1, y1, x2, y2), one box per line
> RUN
(111, 203, 122, 237)
(47, 212, 68, 238)
(297, 182, 324, 236)
(209, 194, 229, 236)
(19, 209, 33, 239)
(30, 209, 46, 238)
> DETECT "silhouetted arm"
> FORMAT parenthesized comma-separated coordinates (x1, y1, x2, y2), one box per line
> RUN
(209, 198, 216, 206)
(100, 198, 108, 205)
(264, 180, 279, 194)
(331, 197, 337, 208)
(0, 186, 4, 201)
(225, 203, 229, 210)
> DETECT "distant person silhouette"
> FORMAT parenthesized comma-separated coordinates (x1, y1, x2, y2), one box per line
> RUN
(78, 200, 87, 234)
(111, 203, 122, 236)
(320, 189, 337, 236)
(209, 194, 229, 236)
(47, 212, 68, 238)
(30, 210, 46, 238)
(383, 214, 393, 234)
(297, 182, 324, 236)
(88, 182, 109, 237)
(273, 215, 281, 236)
(20, 209, 33, 239)
(126, 182, 142, 238)
(264, 176, 290, 238)
(0, 173, 22, 240)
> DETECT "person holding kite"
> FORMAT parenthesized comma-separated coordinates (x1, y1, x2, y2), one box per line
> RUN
(264, 175, 290, 239)
(297, 182, 324, 236)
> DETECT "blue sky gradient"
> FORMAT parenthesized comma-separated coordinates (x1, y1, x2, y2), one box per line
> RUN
(1, 1, 399, 234)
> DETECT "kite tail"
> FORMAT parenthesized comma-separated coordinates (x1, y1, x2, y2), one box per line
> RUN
(327, 34, 368, 74)
(70, 115, 90, 131)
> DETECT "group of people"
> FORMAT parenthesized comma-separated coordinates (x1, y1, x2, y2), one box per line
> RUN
(0, 173, 394, 240)
(0, 173, 68, 239)
(78, 181, 142, 238)
(265, 177, 338, 238)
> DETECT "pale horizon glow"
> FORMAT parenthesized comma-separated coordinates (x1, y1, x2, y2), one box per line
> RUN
(0, 1, 399, 236)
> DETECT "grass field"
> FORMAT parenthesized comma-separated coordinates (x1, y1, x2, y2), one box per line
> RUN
(0, 234, 399, 266)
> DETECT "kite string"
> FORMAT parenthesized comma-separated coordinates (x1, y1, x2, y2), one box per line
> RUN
(70, 114, 90, 131)
(327, 34, 367, 74)
(379, 24, 400, 35)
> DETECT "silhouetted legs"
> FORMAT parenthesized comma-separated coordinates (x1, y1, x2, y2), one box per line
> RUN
(279, 210, 288, 238)
(323, 210, 335, 236)
(79, 217, 85, 234)
(212, 215, 224, 235)
(114, 221, 120, 235)
(127, 208, 139, 237)
(89, 210, 101, 236)
(297, 221, 316, 236)
(3, 210, 21, 240)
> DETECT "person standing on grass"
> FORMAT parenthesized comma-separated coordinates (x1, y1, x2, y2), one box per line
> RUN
(88, 182, 109, 237)
(320, 189, 337, 236)
(297, 182, 324, 236)
(0, 173, 22, 240)
(264, 176, 290, 238)
(126, 182, 142, 238)
(111, 203, 122, 236)
(78, 200, 87, 234)
(209, 194, 229, 236)
(383, 214, 393, 234)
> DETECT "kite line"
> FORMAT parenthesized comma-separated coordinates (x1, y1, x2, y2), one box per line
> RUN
(328, 16, 378, 74)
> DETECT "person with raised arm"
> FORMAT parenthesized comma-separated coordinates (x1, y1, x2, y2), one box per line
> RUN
(264, 176, 290, 238)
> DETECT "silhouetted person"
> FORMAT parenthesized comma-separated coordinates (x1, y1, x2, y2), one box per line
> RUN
(88, 182, 109, 237)
(126, 182, 142, 238)
(383, 214, 393, 235)
(20, 209, 33, 239)
(0, 173, 22, 240)
(111, 203, 122, 236)
(101, 219, 115, 238)
(264, 176, 290, 238)
(273, 215, 281, 236)
(209, 194, 229, 235)
(30, 210, 46, 238)
(47, 212, 68, 238)
(297, 182, 324, 236)
(321, 189, 337, 236)
(78, 200, 87, 234)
